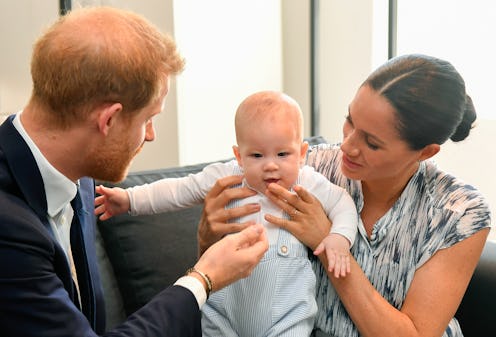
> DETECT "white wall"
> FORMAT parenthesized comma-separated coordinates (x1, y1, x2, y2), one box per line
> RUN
(1, 1, 493, 239)
(316, 0, 375, 142)
(315, 1, 494, 240)
(157, 0, 310, 167)
(0, 0, 306, 169)
(282, 1, 312, 137)
(0, 0, 58, 121)
(173, 0, 283, 165)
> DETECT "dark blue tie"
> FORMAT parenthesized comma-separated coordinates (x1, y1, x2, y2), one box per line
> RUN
(70, 188, 93, 323)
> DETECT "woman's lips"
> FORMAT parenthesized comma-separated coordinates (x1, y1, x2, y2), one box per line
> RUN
(342, 154, 362, 170)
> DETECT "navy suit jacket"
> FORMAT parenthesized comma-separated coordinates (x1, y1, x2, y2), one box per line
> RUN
(0, 116, 201, 336)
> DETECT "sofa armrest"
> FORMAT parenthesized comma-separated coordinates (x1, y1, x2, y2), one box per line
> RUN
(455, 240, 496, 336)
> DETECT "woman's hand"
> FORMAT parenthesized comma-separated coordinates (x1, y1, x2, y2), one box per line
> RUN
(198, 175, 261, 256)
(264, 183, 331, 250)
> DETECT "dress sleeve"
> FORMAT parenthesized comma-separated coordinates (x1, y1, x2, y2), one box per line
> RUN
(416, 172, 492, 267)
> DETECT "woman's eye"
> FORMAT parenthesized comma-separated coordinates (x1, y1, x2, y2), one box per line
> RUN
(366, 141, 379, 150)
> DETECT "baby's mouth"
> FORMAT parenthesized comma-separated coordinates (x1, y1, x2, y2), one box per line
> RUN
(264, 178, 280, 185)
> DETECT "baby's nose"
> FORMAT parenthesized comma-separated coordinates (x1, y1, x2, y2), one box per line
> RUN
(263, 160, 278, 171)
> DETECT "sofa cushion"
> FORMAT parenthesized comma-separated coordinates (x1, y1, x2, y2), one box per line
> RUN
(95, 226, 126, 329)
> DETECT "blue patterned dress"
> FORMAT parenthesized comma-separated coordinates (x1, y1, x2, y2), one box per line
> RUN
(306, 144, 491, 337)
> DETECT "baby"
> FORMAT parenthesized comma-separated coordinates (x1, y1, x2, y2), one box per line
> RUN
(95, 90, 358, 336)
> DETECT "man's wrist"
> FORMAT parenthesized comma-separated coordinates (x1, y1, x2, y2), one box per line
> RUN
(174, 276, 206, 308)
(186, 267, 213, 298)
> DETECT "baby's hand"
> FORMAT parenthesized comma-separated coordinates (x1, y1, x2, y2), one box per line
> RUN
(313, 233, 351, 278)
(94, 185, 130, 220)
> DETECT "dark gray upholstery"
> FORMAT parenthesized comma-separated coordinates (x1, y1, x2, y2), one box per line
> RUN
(94, 136, 496, 334)
(96, 162, 211, 329)
(455, 240, 496, 337)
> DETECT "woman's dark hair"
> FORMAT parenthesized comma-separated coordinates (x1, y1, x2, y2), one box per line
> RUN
(364, 54, 476, 150)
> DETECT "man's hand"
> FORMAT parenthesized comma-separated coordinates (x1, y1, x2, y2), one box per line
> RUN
(194, 224, 268, 291)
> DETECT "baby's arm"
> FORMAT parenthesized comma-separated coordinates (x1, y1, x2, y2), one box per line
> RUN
(104, 161, 237, 218)
(94, 185, 130, 220)
(307, 169, 358, 277)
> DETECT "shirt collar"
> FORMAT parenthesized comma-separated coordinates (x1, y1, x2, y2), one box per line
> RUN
(13, 112, 77, 217)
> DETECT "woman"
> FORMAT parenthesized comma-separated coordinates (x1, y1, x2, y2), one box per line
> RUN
(198, 54, 491, 336)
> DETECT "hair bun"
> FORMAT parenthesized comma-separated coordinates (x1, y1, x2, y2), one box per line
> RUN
(450, 95, 477, 142)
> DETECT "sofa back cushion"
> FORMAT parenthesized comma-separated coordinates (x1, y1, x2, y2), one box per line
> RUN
(97, 162, 212, 317)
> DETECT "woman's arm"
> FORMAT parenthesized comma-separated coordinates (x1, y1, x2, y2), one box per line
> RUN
(328, 229, 488, 337)
(265, 182, 490, 337)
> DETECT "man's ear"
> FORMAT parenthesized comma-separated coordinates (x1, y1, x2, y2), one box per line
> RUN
(97, 103, 123, 136)
(232, 145, 243, 167)
(419, 143, 440, 161)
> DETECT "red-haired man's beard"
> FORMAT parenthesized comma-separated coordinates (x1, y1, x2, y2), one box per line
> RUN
(89, 137, 143, 183)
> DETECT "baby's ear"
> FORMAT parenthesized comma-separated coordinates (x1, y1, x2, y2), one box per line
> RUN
(232, 145, 243, 167)
(300, 141, 309, 164)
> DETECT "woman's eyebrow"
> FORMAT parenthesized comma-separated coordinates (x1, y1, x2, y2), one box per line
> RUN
(347, 106, 386, 146)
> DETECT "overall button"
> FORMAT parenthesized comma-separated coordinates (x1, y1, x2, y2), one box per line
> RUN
(279, 245, 288, 255)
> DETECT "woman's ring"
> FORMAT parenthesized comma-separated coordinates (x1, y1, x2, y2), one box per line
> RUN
(292, 208, 299, 217)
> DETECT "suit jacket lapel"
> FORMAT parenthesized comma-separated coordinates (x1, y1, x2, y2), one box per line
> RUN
(0, 115, 47, 220)
(0, 116, 105, 333)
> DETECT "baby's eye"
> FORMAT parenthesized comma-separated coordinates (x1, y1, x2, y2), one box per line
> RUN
(250, 153, 263, 158)
(278, 152, 289, 157)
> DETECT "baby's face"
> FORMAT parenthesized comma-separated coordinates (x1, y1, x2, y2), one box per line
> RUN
(234, 120, 307, 194)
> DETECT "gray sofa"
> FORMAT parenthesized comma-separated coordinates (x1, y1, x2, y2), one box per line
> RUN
(94, 138, 496, 336)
